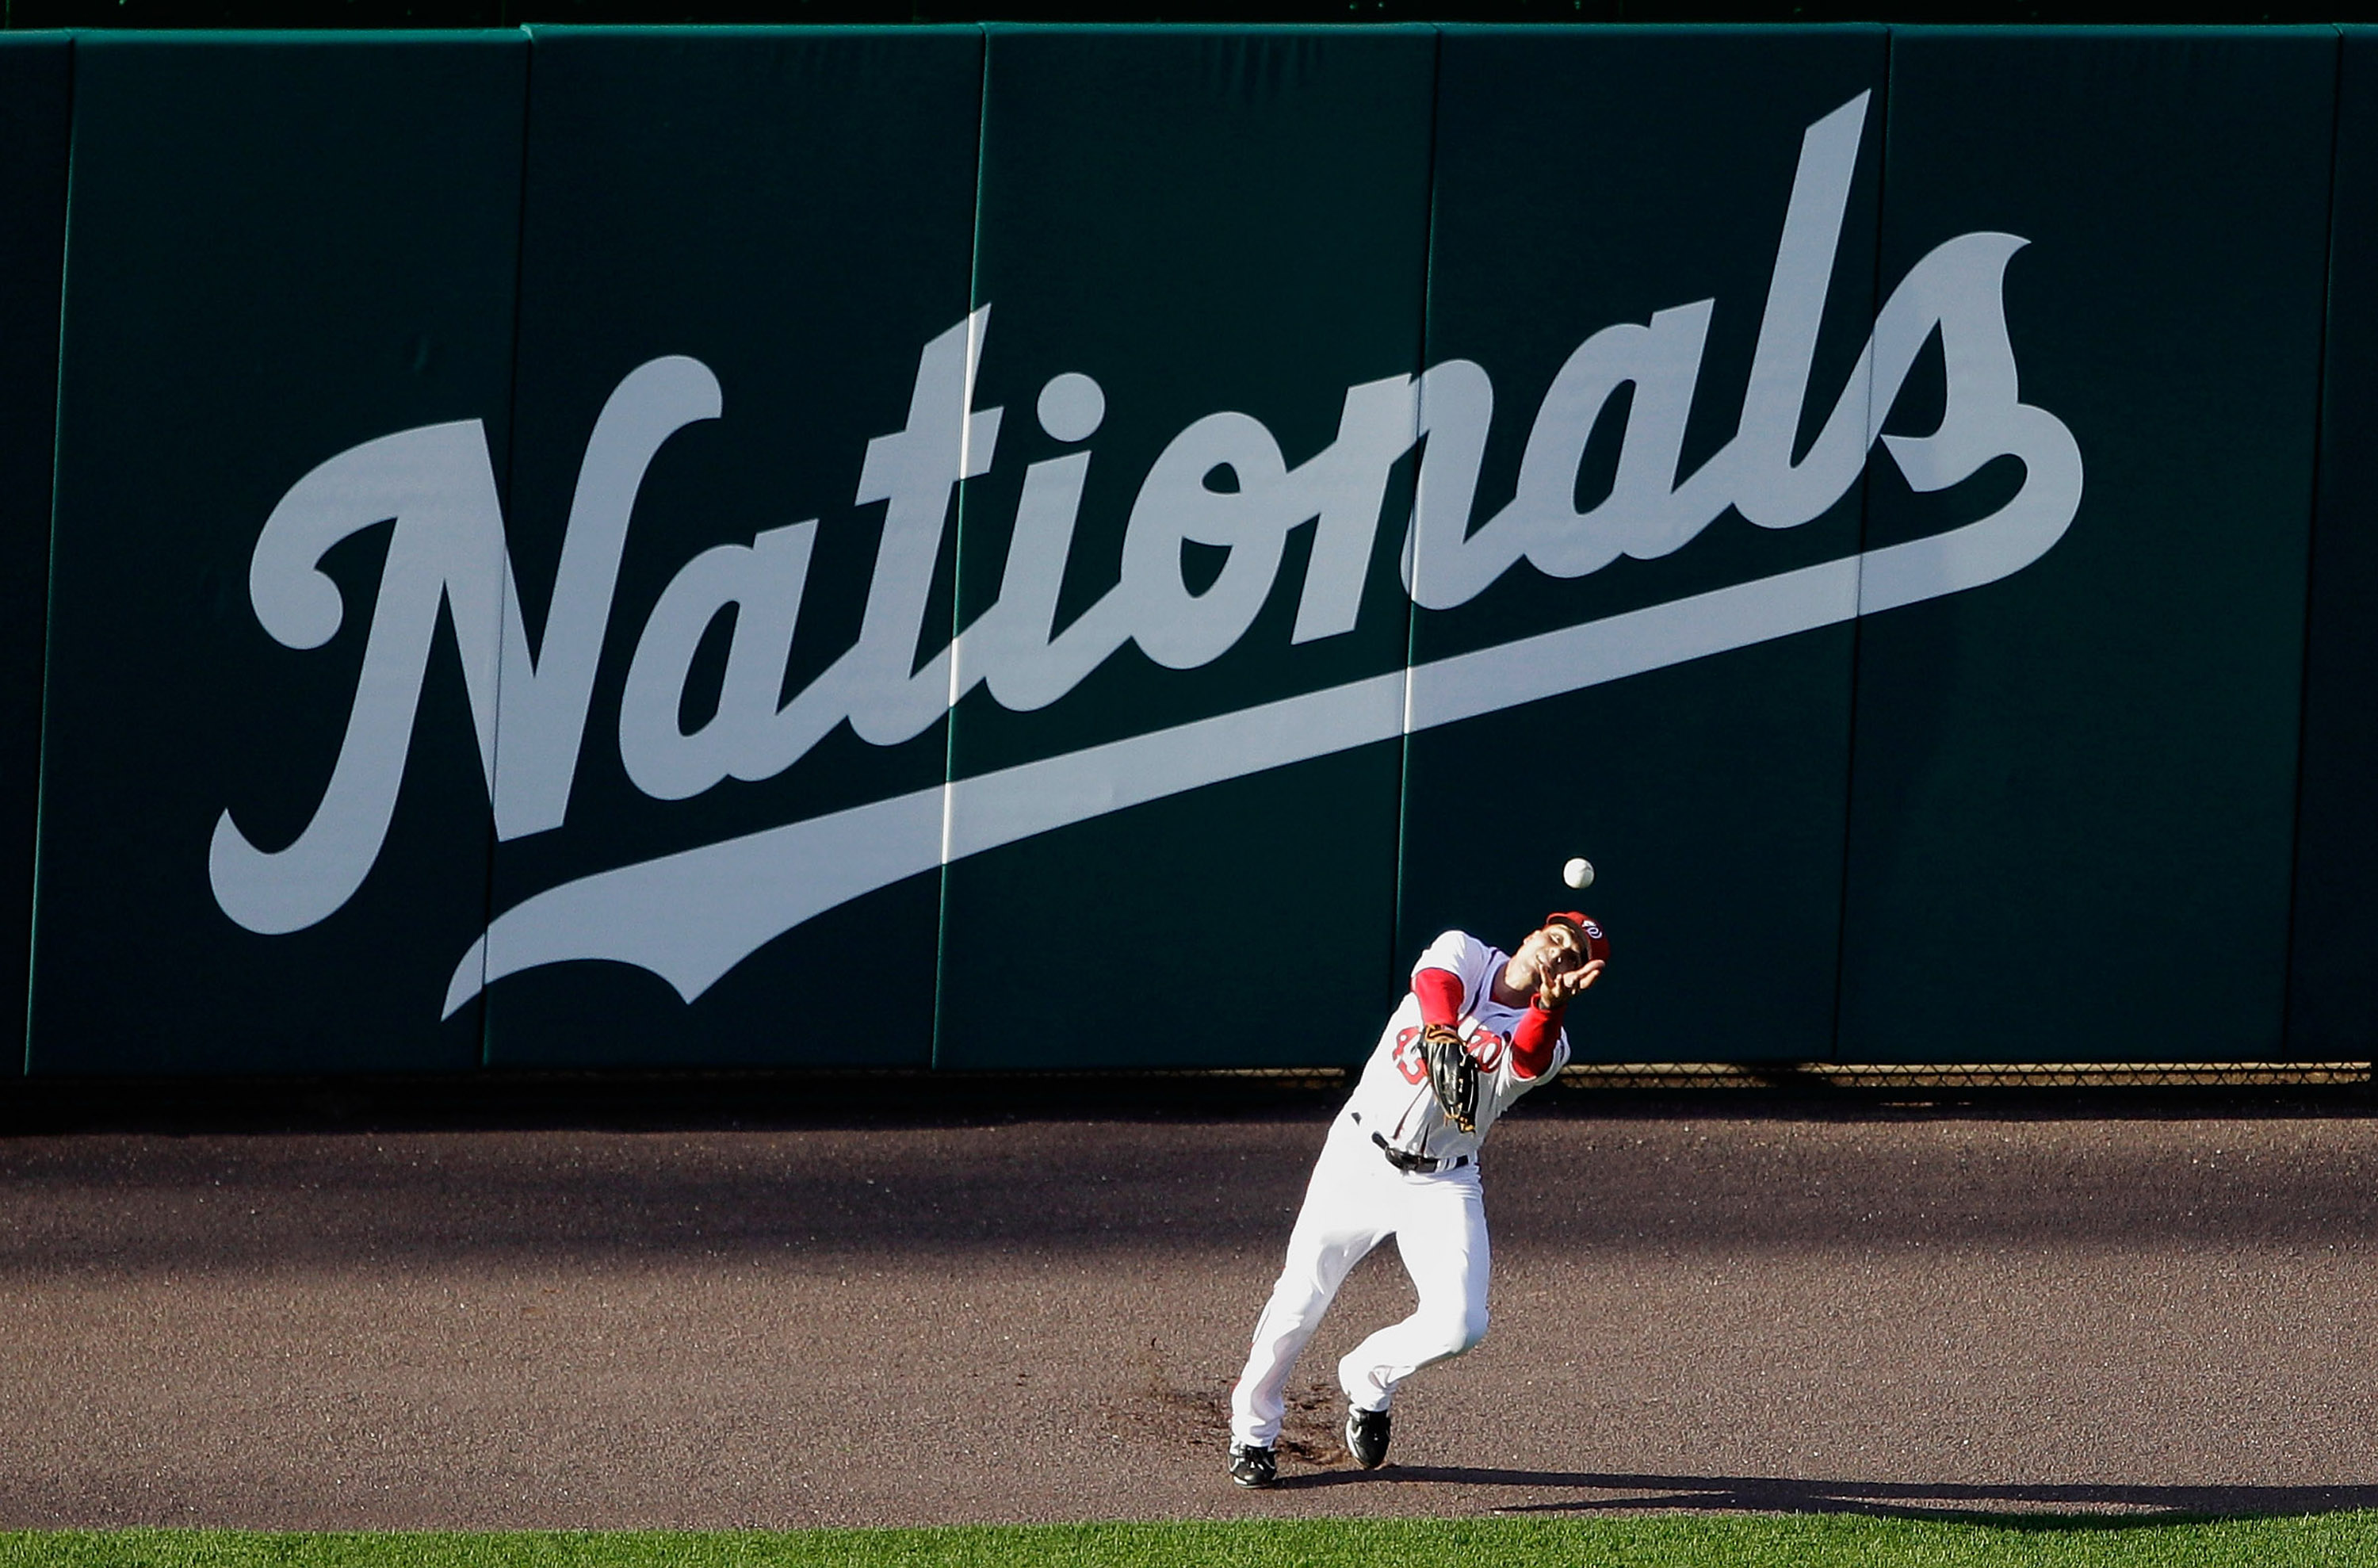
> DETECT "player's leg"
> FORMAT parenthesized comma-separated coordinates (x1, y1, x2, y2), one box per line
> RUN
(1335, 1165, 1490, 1421)
(1229, 1128, 1392, 1450)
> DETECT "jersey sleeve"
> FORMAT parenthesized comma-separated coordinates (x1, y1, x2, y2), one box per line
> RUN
(1508, 1002, 1565, 1080)
(1411, 967, 1465, 1027)
(1411, 930, 1493, 1012)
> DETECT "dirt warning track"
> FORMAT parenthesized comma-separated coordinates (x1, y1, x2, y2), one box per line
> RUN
(2, 1082, 2376, 1528)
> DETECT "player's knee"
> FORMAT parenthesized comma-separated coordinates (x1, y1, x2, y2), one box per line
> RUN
(1428, 1302, 1489, 1359)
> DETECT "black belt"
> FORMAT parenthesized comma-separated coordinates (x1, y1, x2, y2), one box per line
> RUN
(1372, 1131, 1470, 1174)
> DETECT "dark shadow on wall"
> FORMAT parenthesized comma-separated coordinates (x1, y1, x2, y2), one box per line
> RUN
(2, 1070, 2375, 1139)
(12, 1, 2378, 33)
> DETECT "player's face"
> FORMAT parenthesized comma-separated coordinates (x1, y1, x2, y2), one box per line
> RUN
(1517, 923, 1585, 985)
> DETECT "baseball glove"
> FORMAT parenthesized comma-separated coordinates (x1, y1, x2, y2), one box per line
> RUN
(1420, 1023, 1478, 1134)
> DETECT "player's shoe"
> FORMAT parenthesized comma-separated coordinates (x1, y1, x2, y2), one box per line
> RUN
(1345, 1405, 1391, 1469)
(1227, 1444, 1278, 1489)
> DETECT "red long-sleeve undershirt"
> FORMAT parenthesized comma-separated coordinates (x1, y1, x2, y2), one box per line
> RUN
(1412, 966, 1562, 1081)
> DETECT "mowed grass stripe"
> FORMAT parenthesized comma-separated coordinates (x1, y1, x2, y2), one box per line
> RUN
(8, 1517, 2378, 1568)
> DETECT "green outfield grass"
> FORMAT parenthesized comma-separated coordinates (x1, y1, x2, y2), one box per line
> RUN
(7, 1517, 2378, 1568)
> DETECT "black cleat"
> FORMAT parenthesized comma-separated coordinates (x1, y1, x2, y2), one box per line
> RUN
(1228, 1444, 1279, 1489)
(1345, 1405, 1391, 1469)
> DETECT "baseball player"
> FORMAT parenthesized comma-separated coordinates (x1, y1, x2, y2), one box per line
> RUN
(1225, 913, 1607, 1488)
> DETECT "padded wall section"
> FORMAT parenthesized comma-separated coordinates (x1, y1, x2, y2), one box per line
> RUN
(0, 36, 69, 1073)
(2290, 26, 2378, 1060)
(1401, 26, 1885, 1062)
(1838, 29, 2334, 1063)
(31, 35, 525, 1072)
(474, 28, 983, 1067)
(7, 28, 2363, 1076)
(935, 26, 1436, 1067)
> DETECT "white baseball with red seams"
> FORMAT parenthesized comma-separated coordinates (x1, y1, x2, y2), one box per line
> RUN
(1227, 930, 1572, 1453)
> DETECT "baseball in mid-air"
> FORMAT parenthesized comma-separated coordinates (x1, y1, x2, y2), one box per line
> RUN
(1562, 856, 1595, 890)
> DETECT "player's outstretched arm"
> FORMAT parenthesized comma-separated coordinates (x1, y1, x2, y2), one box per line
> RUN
(1535, 958, 1604, 1012)
(1512, 959, 1603, 1079)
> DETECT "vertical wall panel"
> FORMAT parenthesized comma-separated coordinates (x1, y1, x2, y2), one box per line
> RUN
(32, 36, 524, 1072)
(2289, 26, 2378, 1061)
(935, 26, 1435, 1067)
(0, 36, 69, 1073)
(474, 27, 983, 1068)
(1403, 26, 1885, 1062)
(1840, 29, 2334, 1063)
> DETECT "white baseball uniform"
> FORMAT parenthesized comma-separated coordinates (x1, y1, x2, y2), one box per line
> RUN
(1228, 929, 1572, 1450)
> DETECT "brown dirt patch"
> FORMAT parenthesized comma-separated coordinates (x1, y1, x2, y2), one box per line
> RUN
(2, 1086, 2376, 1526)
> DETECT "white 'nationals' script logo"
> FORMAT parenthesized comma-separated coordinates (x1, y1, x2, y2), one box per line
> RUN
(209, 94, 2082, 1015)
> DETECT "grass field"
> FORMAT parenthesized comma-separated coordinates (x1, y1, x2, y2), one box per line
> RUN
(7, 1516, 2378, 1568)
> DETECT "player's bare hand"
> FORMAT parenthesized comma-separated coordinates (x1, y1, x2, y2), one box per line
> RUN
(1535, 958, 1603, 1010)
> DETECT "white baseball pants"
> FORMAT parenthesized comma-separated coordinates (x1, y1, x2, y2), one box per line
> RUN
(1229, 1113, 1491, 1449)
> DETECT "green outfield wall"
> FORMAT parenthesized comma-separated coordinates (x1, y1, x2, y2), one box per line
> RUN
(3, 24, 2367, 1073)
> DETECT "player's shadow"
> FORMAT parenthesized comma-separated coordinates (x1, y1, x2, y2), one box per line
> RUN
(1277, 1467, 2378, 1521)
